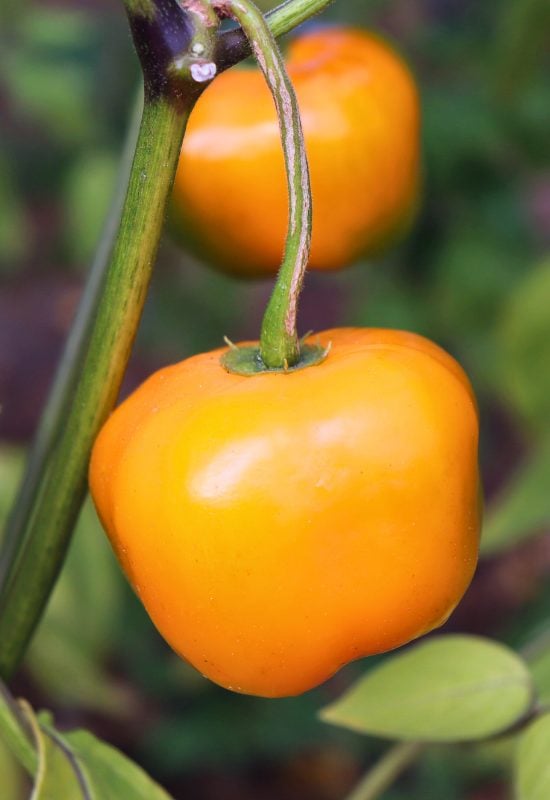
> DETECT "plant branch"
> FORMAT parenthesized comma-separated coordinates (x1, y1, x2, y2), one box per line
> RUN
(0, 98, 190, 680)
(126, 0, 219, 101)
(216, 0, 335, 70)
(346, 742, 425, 800)
(215, 0, 312, 369)
(0, 89, 143, 596)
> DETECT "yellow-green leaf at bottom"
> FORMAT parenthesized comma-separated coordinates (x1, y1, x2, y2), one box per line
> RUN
(320, 635, 534, 742)
(58, 730, 173, 800)
(530, 645, 550, 705)
(516, 714, 550, 800)
(23, 705, 86, 800)
(22, 703, 172, 800)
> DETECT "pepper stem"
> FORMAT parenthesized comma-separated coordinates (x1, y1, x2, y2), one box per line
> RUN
(214, 0, 312, 370)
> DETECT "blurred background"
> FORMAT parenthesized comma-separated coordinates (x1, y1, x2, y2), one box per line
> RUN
(1, 0, 550, 797)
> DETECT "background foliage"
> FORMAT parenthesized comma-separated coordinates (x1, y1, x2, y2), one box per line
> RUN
(1, 0, 549, 797)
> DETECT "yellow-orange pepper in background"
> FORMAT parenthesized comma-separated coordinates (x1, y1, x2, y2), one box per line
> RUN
(89, 329, 480, 697)
(171, 28, 420, 276)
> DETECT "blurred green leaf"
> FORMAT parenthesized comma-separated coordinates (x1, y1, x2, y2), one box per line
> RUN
(423, 89, 507, 187)
(529, 640, 550, 706)
(24, 705, 84, 799)
(510, 80, 550, 163)
(0, 733, 26, 800)
(0, 448, 126, 712)
(320, 636, 533, 742)
(481, 435, 550, 555)
(433, 229, 523, 333)
(0, 684, 36, 776)
(0, 3, 97, 144)
(353, 263, 429, 334)
(0, 448, 24, 531)
(18, 8, 93, 52)
(64, 151, 118, 265)
(493, 0, 550, 98)
(498, 258, 550, 432)
(20, 703, 173, 800)
(0, 162, 29, 271)
(4, 53, 96, 143)
(429, 227, 525, 392)
(515, 714, 550, 800)
(24, 500, 127, 713)
(51, 727, 173, 800)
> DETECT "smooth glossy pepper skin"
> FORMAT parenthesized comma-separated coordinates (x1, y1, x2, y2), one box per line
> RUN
(171, 28, 420, 276)
(89, 329, 480, 697)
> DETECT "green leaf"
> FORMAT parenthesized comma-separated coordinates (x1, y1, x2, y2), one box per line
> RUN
(481, 434, 550, 555)
(2, 451, 126, 713)
(515, 714, 550, 800)
(493, 0, 550, 97)
(0, 684, 36, 775)
(21, 703, 173, 800)
(18, 8, 92, 51)
(432, 229, 523, 335)
(57, 729, 172, 800)
(64, 152, 118, 266)
(0, 448, 24, 535)
(498, 258, 550, 432)
(0, 733, 26, 800)
(530, 644, 550, 705)
(0, 160, 29, 271)
(24, 500, 127, 713)
(5, 52, 95, 144)
(24, 705, 85, 800)
(423, 88, 506, 187)
(320, 636, 534, 742)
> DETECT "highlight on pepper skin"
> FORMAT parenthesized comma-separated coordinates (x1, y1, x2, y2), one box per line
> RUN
(89, 328, 480, 698)
(170, 27, 421, 276)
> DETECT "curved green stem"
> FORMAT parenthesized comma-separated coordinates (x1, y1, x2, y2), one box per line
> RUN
(215, 0, 312, 369)
(346, 742, 425, 800)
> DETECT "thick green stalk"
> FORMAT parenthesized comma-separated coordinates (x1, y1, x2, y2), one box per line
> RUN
(0, 98, 192, 679)
(0, 90, 143, 592)
(346, 742, 425, 800)
(216, 0, 312, 369)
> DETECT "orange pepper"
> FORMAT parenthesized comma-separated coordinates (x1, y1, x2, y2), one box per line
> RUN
(89, 328, 480, 697)
(171, 27, 420, 276)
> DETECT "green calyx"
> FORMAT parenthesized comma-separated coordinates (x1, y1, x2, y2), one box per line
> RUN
(220, 342, 330, 376)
